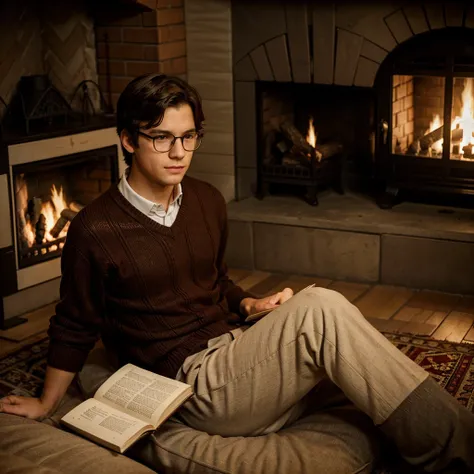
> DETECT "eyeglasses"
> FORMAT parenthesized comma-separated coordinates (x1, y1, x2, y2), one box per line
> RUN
(137, 130, 203, 153)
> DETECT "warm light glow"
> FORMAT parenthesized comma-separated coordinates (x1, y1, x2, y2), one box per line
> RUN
(452, 78, 474, 150)
(306, 116, 317, 148)
(427, 78, 474, 157)
(44, 185, 68, 242)
(428, 114, 443, 153)
(17, 181, 70, 247)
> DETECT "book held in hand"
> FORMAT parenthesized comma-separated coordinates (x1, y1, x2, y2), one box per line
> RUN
(61, 363, 193, 453)
(244, 284, 316, 323)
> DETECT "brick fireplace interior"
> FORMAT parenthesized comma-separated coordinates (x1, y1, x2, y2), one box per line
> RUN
(0, 0, 187, 329)
(257, 80, 374, 204)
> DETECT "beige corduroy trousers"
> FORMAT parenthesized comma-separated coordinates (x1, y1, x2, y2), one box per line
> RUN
(176, 287, 429, 437)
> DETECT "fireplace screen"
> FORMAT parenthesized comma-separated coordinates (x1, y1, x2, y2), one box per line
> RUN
(392, 74, 474, 160)
(13, 145, 118, 268)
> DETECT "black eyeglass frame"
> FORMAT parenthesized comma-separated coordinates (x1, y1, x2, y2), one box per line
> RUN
(137, 130, 203, 153)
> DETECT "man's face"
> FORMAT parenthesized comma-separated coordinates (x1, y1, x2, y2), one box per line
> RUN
(122, 104, 196, 188)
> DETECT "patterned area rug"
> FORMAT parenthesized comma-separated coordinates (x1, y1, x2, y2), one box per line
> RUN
(383, 332, 474, 412)
(1, 332, 473, 413)
(0, 336, 49, 398)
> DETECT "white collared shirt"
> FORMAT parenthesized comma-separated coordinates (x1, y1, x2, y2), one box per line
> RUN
(118, 170, 183, 227)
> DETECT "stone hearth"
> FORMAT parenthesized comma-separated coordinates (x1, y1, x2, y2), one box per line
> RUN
(225, 192, 474, 295)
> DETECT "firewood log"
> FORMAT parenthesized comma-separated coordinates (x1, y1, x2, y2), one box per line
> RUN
(69, 201, 85, 213)
(315, 142, 343, 160)
(420, 126, 463, 151)
(50, 209, 78, 238)
(27, 197, 42, 226)
(35, 214, 46, 245)
(280, 121, 313, 155)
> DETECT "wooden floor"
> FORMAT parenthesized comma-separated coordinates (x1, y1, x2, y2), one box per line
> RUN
(1, 268, 473, 359)
(227, 268, 474, 345)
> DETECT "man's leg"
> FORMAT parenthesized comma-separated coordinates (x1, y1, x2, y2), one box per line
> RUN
(177, 287, 473, 472)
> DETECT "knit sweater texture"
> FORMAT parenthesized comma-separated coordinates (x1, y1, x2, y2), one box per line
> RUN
(47, 176, 253, 378)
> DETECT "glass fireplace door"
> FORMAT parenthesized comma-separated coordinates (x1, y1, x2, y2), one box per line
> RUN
(391, 74, 474, 162)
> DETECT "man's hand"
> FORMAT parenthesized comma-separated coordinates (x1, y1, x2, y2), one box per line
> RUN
(0, 365, 75, 421)
(0, 395, 53, 420)
(240, 287, 294, 316)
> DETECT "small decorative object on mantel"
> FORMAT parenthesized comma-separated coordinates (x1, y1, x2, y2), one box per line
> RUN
(70, 80, 114, 120)
(16, 75, 72, 135)
(1, 75, 116, 140)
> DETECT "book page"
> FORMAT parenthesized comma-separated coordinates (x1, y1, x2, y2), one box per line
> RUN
(94, 363, 191, 426)
(245, 284, 316, 323)
(61, 398, 151, 453)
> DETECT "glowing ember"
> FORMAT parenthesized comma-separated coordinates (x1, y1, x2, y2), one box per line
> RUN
(306, 116, 317, 148)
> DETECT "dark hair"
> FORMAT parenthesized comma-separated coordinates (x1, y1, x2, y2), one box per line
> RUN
(116, 74, 205, 166)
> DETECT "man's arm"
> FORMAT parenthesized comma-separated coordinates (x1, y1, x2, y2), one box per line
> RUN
(0, 216, 105, 420)
(0, 366, 75, 420)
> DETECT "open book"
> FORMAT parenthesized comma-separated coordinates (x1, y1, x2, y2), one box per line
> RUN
(61, 363, 193, 453)
(245, 284, 316, 323)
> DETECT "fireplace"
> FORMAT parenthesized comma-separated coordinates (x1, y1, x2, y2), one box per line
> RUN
(256, 81, 374, 204)
(231, 1, 474, 210)
(0, 127, 124, 328)
(375, 28, 474, 208)
(13, 146, 118, 269)
(0, 71, 123, 331)
(0, 0, 186, 329)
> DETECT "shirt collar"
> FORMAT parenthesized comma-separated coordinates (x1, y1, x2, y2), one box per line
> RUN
(118, 168, 183, 215)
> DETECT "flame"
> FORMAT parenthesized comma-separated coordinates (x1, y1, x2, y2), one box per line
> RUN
(306, 117, 317, 148)
(44, 185, 68, 242)
(15, 175, 35, 247)
(428, 114, 443, 153)
(427, 78, 474, 157)
(452, 78, 474, 153)
(18, 181, 70, 248)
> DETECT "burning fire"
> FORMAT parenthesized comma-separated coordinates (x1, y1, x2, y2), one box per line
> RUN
(428, 78, 474, 156)
(453, 77, 474, 153)
(428, 114, 443, 154)
(16, 176, 70, 248)
(306, 116, 317, 148)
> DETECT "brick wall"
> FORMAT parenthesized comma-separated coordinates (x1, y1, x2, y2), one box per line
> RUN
(392, 75, 415, 154)
(95, 0, 186, 109)
(413, 76, 445, 139)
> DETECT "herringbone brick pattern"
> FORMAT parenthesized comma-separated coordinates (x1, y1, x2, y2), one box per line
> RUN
(42, 3, 99, 106)
(0, 2, 43, 106)
(0, 0, 98, 115)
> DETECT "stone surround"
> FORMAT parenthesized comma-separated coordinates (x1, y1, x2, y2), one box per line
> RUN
(231, 2, 474, 199)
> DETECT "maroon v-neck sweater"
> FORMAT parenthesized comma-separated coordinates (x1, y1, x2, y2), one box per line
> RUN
(47, 176, 253, 378)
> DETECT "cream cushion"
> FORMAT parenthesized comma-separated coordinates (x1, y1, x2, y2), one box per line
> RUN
(0, 413, 154, 474)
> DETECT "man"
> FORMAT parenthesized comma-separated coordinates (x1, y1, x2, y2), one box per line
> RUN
(1, 74, 472, 473)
